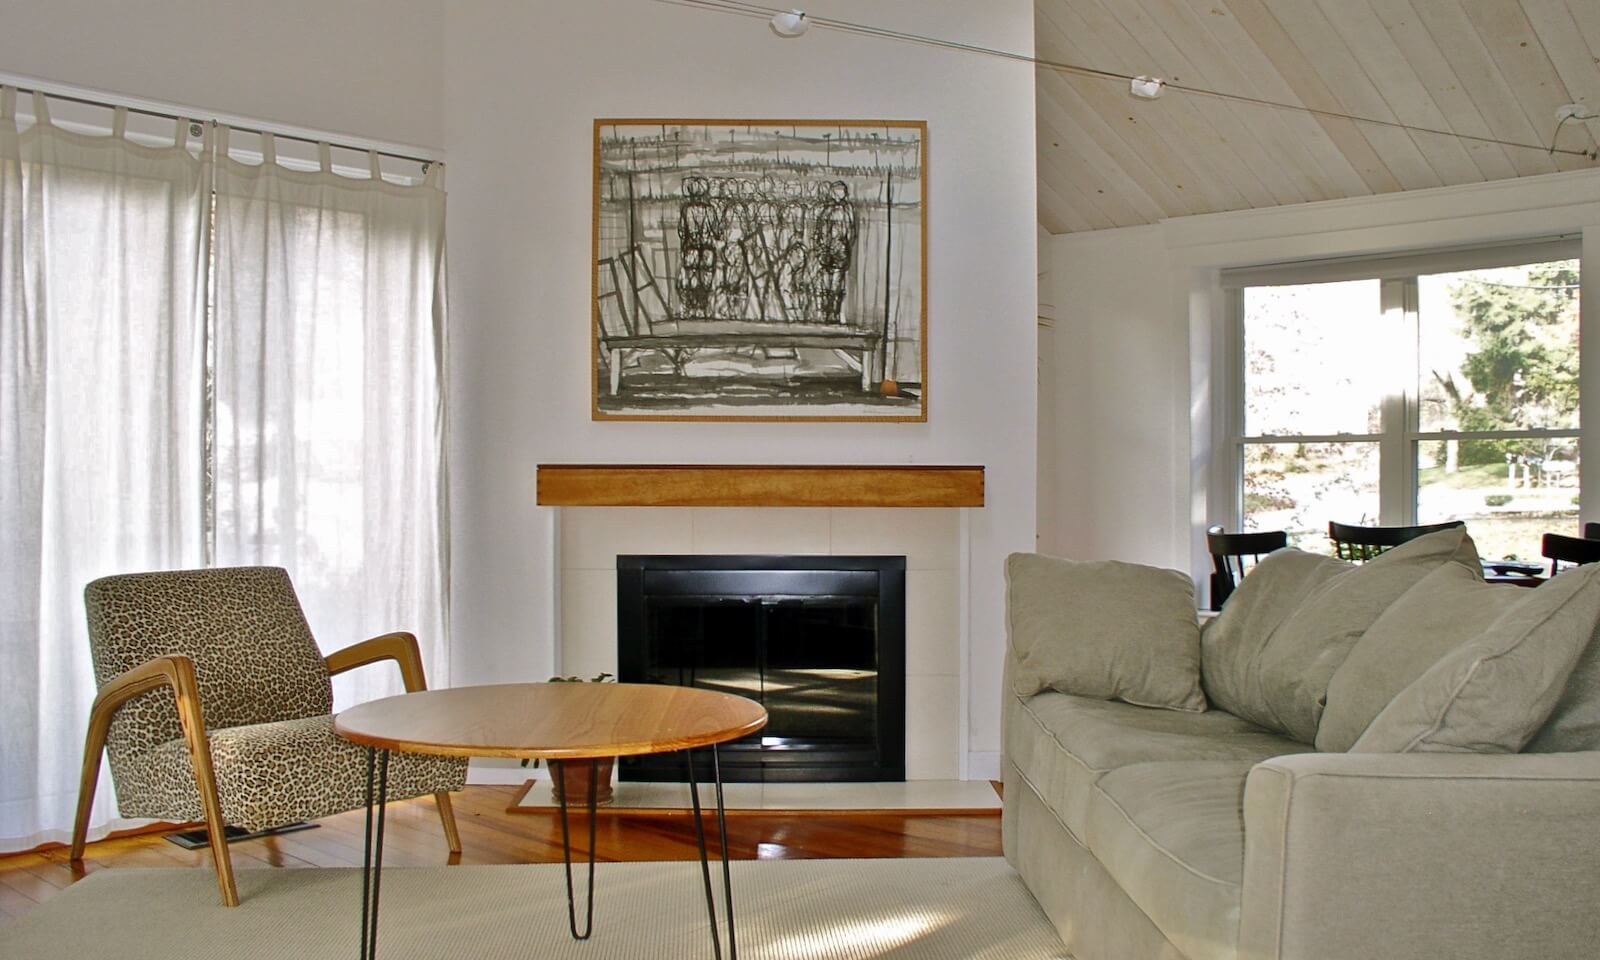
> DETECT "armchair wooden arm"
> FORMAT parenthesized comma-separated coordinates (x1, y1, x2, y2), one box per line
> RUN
(325, 631, 429, 693)
(70, 654, 238, 906)
(325, 631, 462, 854)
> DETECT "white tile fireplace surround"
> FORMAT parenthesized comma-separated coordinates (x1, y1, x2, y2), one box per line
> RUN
(557, 506, 964, 781)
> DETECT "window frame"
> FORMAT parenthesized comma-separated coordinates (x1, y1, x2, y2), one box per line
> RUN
(1220, 240, 1584, 544)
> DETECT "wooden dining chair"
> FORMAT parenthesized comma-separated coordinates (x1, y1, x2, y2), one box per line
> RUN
(1326, 520, 1465, 562)
(1206, 525, 1288, 610)
(1543, 533, 1600, 576)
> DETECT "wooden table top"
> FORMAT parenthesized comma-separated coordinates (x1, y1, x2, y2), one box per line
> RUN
(334, 682, 768, 760)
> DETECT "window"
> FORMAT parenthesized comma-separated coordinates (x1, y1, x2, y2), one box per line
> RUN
(1226, 244, 1581, 562)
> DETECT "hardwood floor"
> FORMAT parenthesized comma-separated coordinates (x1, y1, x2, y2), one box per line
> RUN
(0, 785, 1004, 921)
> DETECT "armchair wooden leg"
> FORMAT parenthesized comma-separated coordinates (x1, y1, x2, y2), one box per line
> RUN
(70, 703, 114, 864)
(174, 687, 238, 907)
(435, 790, 462, 854)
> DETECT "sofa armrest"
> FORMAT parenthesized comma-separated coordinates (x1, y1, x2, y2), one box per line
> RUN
(1239, 751, 1600, 960)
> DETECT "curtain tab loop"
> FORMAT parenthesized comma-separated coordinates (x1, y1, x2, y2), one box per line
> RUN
(318, 142, 332, 174)
(30, 91, 50, 126)
(111, 106, 128, 139)
(218, 123, 233, 160)
(367, 150, 382, 182)
(0, 86, 14, 123)
(260, 131, 276, 166)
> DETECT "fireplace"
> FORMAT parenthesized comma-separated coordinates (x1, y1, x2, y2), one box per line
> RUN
(616, 554, 906, 782)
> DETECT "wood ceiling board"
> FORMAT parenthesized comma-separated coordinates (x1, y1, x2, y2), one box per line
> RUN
(1037, 72, 1198, 218)
(1220, 0, 1410, 195)
(1034, 131, 1125, 229)
(1503, 1, 1600, 161)
(1092, 0, 1311, 207)
(1313, 0, 1486, 186)
(1129, 0, 1340, 203)
(1037, 126, 1149, 228)
(1033, 0, 1600, 233)
(1037, 11, 1233, 215)
(1038, 175, 1096, 234)
(1063, 0, 1285, 211)
(1365, 0, 1520, 181)
(1263, 0, 1445, 191)
(1565, 0, 1600, 67)
(1405, 0, 1562, 177)
(1173, 0, 1380, 198)
(1038, 104, 1173, 225)
(1460, 0, 1588, 173)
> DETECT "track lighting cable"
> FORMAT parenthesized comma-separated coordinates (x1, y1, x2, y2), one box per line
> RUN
(651, 0, 1599, 162)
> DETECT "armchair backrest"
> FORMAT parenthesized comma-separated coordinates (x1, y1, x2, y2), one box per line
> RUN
(83, 567, 334, 765)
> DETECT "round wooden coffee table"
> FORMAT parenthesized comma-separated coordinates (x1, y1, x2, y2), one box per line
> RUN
(336, 682, 767, 960)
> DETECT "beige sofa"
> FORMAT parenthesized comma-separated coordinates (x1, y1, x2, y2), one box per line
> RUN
(1001, 547, 1600, 960)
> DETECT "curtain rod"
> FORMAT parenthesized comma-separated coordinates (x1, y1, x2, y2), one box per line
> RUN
(1, 80, 441, 168)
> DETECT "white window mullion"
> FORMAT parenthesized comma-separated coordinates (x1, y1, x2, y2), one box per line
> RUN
(1378, 277, 1412, 525)
(1222, 287, 1246, 530)
(1581, 226, 1599, 528)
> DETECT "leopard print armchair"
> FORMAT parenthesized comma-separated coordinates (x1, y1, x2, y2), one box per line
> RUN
(71, 566, 466, 906)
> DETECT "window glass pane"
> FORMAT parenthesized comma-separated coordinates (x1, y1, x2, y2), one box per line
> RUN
(1243, 279, 1384, 437)
(1417, 437, 1579, 562)
(1243, 442, 1380, 553)
(1417, 260, 1580, 433)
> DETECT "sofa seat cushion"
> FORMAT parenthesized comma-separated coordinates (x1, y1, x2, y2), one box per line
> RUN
(1086, 760, 1255, 960)
(1007, 691, 1307, 840)
(114, 714, 468, 833)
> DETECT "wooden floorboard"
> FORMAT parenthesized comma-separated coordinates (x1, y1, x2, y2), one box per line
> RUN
(0, 785, 1003, 920)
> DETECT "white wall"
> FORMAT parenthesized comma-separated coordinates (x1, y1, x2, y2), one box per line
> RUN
(0, 0, 444, 150)
(0, 0, 1043, 775)
(1041, 167, 1600, 585)
(1039, 225, 1189, 568)
(443, 0, 1038, 776)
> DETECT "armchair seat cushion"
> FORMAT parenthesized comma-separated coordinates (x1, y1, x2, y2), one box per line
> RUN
(115, 714, 467, 833)
(1007, 691, 1307, 840)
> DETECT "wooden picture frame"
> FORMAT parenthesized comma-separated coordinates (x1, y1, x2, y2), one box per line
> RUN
(592, 119, 928, 422)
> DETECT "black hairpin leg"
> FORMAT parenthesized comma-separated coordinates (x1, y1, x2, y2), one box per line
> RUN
(553, 758, 599, 940)
(359, 747, 390, 960)
(685, 743, 737, 960)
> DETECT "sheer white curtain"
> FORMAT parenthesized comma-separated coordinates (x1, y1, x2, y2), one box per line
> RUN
(209, 130, 450, 709)
(0, 91, 211, 849)
(1, 95, 450, 851)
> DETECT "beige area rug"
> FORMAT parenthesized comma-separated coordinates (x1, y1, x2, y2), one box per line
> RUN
(0, 858, 1068, 960)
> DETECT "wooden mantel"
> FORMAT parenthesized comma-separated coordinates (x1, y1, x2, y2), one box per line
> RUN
(537, 464, 985, 508)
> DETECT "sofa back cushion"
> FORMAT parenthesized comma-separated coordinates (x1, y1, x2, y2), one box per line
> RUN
(1201, 549, 1349, 731)
(1006, 553, 1207, 712)
(1202, 528, 1479, 743)
(1316, 560, 1505, 751)
(1350, 563, 1600, 753)
(1526, 619, 1600, 752)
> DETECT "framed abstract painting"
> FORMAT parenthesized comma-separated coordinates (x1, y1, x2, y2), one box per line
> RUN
(592, 119, 927, 422)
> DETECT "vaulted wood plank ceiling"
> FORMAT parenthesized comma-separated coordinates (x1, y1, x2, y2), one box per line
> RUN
(1035, 0, 1600, 234)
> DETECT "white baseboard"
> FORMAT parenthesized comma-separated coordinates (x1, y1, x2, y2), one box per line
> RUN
(965, 751, 1000, 781)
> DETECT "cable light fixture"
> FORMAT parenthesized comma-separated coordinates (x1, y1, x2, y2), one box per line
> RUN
(650, 0, 1599, 162)
(769, 8, 808, 38)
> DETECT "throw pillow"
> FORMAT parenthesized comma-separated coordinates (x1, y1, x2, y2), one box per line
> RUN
(1204, 527, 1479, 744)
(1524, 617, 1600, 752)
(1351, 563, 1600, 754)
(1006, 553, 1206, 712)
(1200, 549, 1350, 729)
(1315, 560, 1506, 751)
